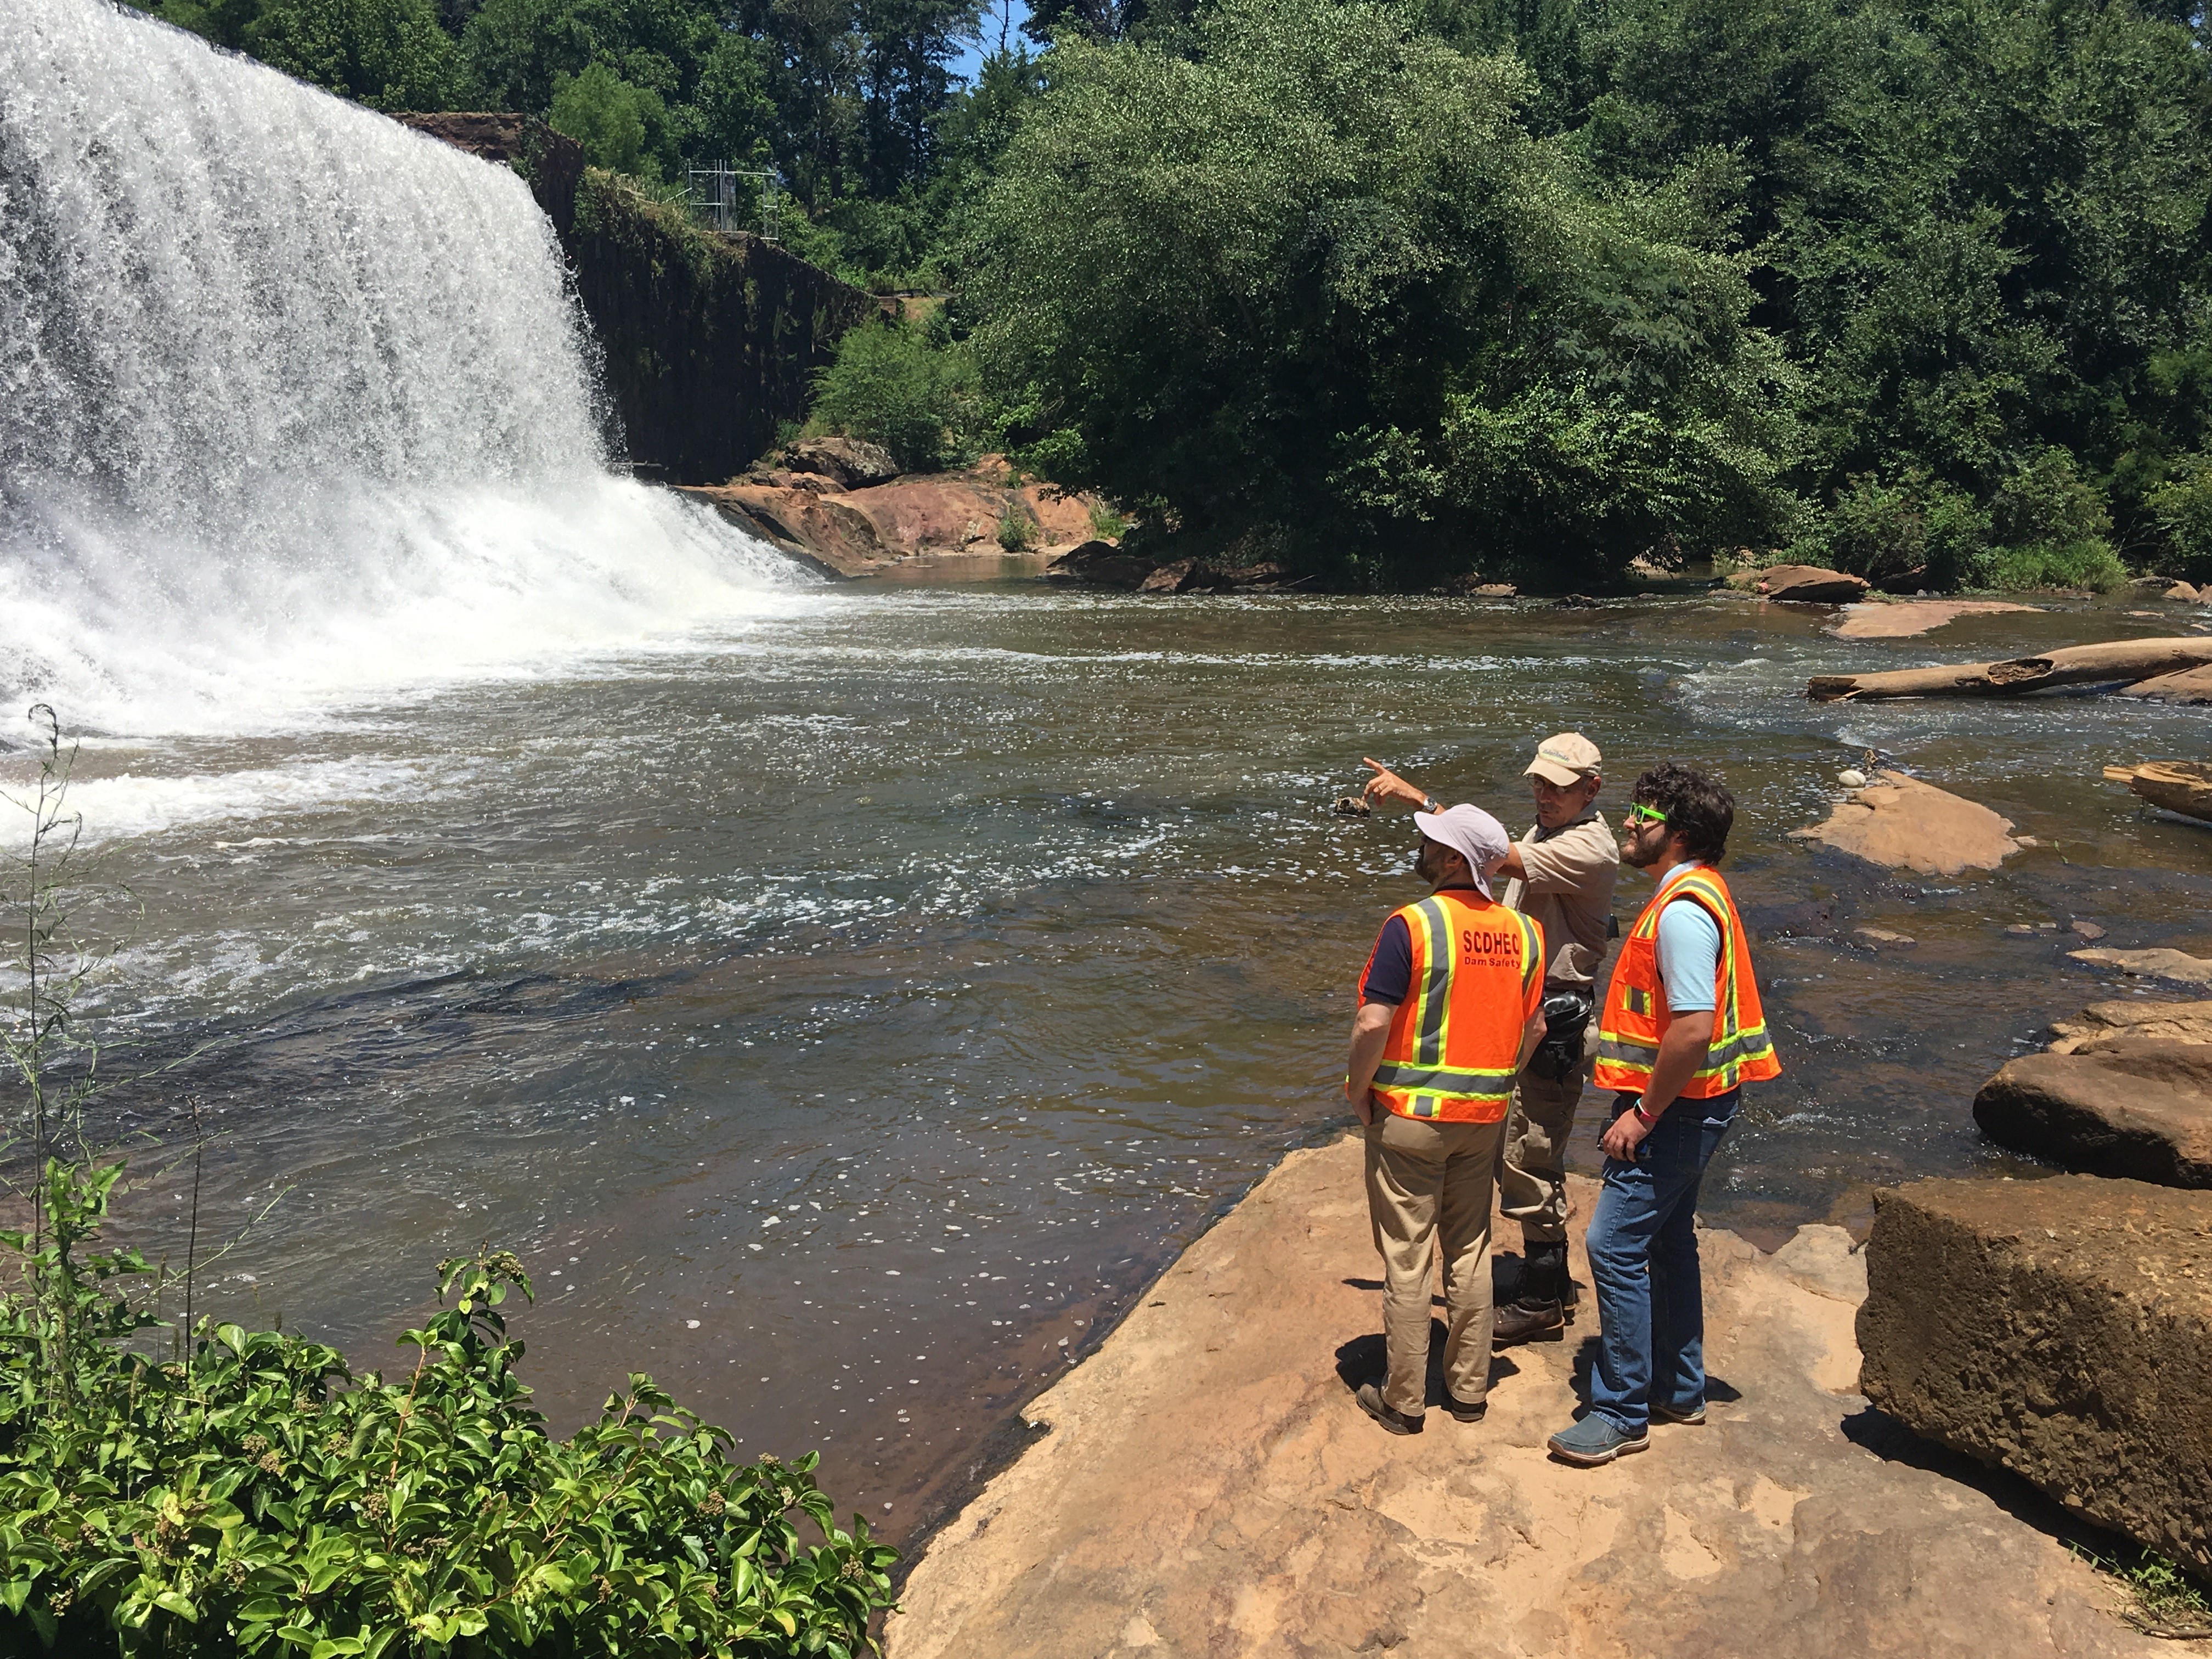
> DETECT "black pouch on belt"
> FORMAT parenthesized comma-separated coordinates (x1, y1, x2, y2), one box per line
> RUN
(1529, 988, 1594, 1082)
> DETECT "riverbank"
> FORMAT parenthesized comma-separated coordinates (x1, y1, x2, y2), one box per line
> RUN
(889, 1134, 2162, 1658)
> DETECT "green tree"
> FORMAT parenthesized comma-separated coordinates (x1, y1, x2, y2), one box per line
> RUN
(238, 0, 464, 109)
(547, 58, 668, 175)
(963, 0, 1790, 585)
(810, 313, 980, 469)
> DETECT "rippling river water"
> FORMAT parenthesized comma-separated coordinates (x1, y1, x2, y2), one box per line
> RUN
(10, 579, 2210, 1541)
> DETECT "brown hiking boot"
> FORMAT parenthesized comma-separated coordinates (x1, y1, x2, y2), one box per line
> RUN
(1492, 1297, 1567, 1346)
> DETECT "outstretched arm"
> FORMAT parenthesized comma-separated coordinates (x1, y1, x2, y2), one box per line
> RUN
(1361, 758, 1437, 811)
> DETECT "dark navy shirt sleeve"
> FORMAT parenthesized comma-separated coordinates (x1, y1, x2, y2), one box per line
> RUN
(1362, 915, 1413, 1005)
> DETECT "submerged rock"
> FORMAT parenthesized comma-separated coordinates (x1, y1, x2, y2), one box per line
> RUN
(2070, 946, 2212, 988)
(1829, 600, 2039, 639)
(1973, 1043, 2212, 1187)
(1790, 770, 2023, 876)
(1858, 1175, 2212, 1575)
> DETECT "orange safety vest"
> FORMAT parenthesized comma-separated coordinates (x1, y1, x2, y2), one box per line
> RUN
(1361, 890, 1545, 1123)
(1593, 864, 1781, 1099)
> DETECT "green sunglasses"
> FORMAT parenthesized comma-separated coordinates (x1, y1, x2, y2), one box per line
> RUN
(1626, 803, 1670, 826)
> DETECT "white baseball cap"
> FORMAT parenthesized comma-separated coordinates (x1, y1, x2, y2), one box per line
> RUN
(1412, 803, 1512, 899)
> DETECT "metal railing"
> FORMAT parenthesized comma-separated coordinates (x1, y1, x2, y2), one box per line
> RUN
(685, 163, 779, 242)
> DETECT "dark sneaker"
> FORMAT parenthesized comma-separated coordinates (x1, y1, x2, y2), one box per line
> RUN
(1547, 1415, 1650, 1466)
(1491, 1298, 1566, 1347)
(1356, 1380, 1424, 1435)
(1443, 1391, 1487, 1424)
(1651, 1398, 1706, 1425)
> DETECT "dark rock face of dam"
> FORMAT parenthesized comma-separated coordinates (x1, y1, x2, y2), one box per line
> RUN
(399, 114, 876, 485)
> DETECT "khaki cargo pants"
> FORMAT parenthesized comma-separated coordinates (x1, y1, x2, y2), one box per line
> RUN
(1498, 1062, 1585, 1248)
(1364, 1111, 1505, 1417)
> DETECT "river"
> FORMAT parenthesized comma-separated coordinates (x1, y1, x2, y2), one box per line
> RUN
(8, 579, 2208, 1542)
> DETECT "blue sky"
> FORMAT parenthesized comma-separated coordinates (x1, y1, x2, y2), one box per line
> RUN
(951, 0, 1034, 81)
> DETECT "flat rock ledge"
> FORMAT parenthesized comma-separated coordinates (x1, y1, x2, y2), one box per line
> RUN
(1859, 1177, 2212, 1577)
(1790, 769, 2023, 876)
(889, 1138, 2162, 1659)
(1973, 1043, 2212, 1187)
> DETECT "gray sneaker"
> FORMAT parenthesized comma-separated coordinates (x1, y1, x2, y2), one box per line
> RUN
(1547, 1414, 1650, 1466)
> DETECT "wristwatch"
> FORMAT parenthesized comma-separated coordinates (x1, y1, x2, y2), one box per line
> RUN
(1420, 794, 1442, 814)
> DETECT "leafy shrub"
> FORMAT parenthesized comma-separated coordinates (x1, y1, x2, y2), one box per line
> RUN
(0, 1161, 895, 1658)
(1798, 470, 1989, 591)
(1983, 449, 2123, 590)
(809, 318, 979, 474)
(1085, 499, 1129, 541)
(2147, 452, 2212, 584)
(994, 510, 1033, 551)
(547, 63, 668, 180)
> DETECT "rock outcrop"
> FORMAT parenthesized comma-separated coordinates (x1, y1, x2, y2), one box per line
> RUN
(1972, 1044, 2212, 1187)
(1858, 1176, 2212, 1576)
(2069, 947, 2212, 988)
(891, 1138, 2169, 1659)
(1790, 771, 2023, 876)
(780, 436, 898, 489)
(1829, 600, 2039, 639)
(681, 457, 1105, 575)
(1042, 540, 1151, 588)
(2048, 999, 2212, 1054)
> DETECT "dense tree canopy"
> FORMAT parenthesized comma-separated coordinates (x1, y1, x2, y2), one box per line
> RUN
(156, 0, 2212, 587)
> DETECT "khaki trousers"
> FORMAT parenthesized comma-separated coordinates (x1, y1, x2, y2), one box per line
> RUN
(1363, 1111, 1504, 1417)
(1499, 1062, 1585, 1248)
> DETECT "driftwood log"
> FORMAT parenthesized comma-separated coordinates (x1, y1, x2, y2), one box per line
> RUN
(1807, 636, 2212, 702)
(2104, 761, 2212, 825)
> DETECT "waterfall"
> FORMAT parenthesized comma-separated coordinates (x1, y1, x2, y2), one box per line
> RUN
(0, 0, 803, 740)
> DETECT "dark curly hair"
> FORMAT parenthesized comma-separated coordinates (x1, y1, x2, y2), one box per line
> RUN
(1632, 761, 1734, 865)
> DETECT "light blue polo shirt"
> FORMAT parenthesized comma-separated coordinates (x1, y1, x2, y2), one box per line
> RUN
(1653, 862, 1721, 1014)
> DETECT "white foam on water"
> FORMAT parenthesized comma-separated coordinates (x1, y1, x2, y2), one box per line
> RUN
(0, 0, 812, 742)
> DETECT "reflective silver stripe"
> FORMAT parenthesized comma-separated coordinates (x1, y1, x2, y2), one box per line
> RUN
(1373, 1063, 1519, 1093)
(1413, 897, 1451, 1066)
(1597, 1036, 1659, 1062)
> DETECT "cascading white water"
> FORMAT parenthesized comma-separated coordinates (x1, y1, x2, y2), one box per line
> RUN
(0, 0, 807, 739)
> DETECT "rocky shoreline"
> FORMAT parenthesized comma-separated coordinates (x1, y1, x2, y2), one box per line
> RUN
(885, 1138, 2181, 1658)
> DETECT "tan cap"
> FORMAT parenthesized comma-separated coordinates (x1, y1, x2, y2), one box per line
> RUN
(1525, 732, 1602, 787)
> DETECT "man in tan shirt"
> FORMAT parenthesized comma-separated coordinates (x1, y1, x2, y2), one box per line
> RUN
(1362, 733, 1619, 1343)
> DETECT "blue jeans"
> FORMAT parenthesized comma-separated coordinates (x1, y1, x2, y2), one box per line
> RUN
(1584, 1088, 1740, 1432)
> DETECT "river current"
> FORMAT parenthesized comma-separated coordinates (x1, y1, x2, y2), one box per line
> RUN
(7, 579, 2207, 1540)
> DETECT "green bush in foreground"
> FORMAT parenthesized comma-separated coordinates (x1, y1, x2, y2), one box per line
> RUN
(809, 317, 980, 475)
(0, 1161, 894, 1658)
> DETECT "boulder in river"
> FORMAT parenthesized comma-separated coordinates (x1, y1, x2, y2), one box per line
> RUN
(1755, 563, 1871, 602)
(1042, 539, 1150, 588)
(2048, 998, 2212, 1053)
(2121, 663, 2212, 703)
(1972, 1043, 2212, 1187)
(1857, 1175, 2212, 1575)
(1789, 770, 2022, 876)
(2103, 760, 2212, 822)
(2070, 946, 2212, 987)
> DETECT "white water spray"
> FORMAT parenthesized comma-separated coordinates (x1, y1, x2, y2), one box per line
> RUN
(0, 0, 806, 740)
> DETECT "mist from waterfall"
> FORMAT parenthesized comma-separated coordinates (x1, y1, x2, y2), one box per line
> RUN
(0, 0, 806, 740)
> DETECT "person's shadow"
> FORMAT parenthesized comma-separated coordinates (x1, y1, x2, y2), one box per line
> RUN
(1333, 1318, 1523, 1406)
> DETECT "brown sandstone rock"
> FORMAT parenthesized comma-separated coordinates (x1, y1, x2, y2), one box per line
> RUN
(780, 435, 899, 488)
(1758, 563, 1872, 602)
(1790, 770, 2022, 876)
(1858, 1176, 2212, 1575)
(1972, 1044, 2212, 1187)
(2049, 999, 2212, 1054)
(1829, 600, 2038, 639)
(891, 1138, 2167, 1659)
(2070, 947, 2212, 988)
(2122, 664, 2212, 703)
(1138, 558, 1197, 594)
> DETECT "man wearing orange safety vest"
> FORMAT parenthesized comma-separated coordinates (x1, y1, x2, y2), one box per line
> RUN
(1345, 804, 1548, 1435)
(1547, 762, 1781, 1468)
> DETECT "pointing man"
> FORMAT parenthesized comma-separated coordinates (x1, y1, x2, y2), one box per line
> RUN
(1362, 735, 1620, 1342)
(1345, 804, 1547, 1435)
